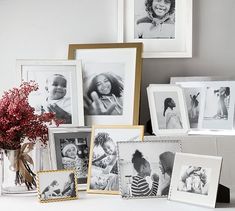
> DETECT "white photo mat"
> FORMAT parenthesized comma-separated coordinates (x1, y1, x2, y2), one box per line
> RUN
(73, 47, 140, 126)
(168, 152, 222, 208)
(17, 60, 84, 127)
(118, 0, 192, 58)
(117, 139, 182, 199)
(147, 84, 189, 135)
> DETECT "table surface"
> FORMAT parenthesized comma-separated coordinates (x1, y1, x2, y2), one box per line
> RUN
(0, 191, 234, 211)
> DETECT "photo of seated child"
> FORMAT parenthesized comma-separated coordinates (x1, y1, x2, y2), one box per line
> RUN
(35, 74, 72, 124)
(90, 132, 118, 191)
(61, 139, 87, 180)
(131, 150, 159, 197)
(177, 166, 210, 195)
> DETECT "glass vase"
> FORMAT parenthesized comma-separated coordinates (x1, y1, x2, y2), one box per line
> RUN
(0, 143, 43, 195)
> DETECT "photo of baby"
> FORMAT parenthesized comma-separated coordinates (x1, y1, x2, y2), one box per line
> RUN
(177, 165, 210, 196)
(60, 138, 89, 181)
(88, 126, 144, 193)
(27, 71, 72, 124)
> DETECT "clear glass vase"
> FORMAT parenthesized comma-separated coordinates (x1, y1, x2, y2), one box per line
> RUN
(0, 143, 46, 195)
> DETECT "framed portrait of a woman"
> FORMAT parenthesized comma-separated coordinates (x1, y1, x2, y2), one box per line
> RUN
(147, 84, 189, 135)
(68, 43, 142, 126)
(118, 0, 192, 58)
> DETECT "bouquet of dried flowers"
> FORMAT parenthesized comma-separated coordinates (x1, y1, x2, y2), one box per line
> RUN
(0, 81, 61, 190)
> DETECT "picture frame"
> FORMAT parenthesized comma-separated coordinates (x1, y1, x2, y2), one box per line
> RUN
(118, 0, 192, 58)
(198, 81, 235, 130)
(170, 76, 235, 84)
(68, 43, 142, 126)
(36, 169, 78, 203)
(168, 152, 222, 208)
(87, 125, 144, 194)
(48, 127, 91, 190)
(117, 139, 182, 199)
(18, 60, 84, 127)
(173, 82, 206, 129)
(147, 84, 189, 135)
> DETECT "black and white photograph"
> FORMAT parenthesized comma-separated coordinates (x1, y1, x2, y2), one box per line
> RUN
(147, 85, 189, 135)
(37, 170, 78, 203)
(168, 153, 222, 208)
(87, 125, 144, 194)
(118, 0, 192, 57)
(68, 43, 142, 125)
(154, 91, 182, 129)
(117, 140, 181, 198)
(18, 60, 84, 126)
(134, 0, 175, 39)
(49, 128, 91, 189)
(83, 63, 124, 116)
(177, 165, 210, 195)
(199, 82, 235, 130)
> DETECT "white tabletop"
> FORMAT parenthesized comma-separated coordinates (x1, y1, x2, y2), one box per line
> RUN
(0, 191, 234, 211)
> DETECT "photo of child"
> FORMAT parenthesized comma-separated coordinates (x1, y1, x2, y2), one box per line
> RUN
(88, 126, 143, 193)
(135, 0, 175, 39)
(177, 166, 210, 195)
(38, 170, 78, 202)
(117, 140, 180, 198)
(60, 138, 89, 180)
(37, 74, 72, 124)
(131, 150, 159, 197)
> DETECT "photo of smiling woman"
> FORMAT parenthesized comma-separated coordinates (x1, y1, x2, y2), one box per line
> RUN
(135, 0, 175, 39)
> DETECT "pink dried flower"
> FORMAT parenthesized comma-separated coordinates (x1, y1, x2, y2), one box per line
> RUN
(0, 81, 61, 150)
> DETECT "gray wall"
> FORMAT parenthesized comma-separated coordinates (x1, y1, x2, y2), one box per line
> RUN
(140, 0, 235, 125)
(0, 0, 235, 189)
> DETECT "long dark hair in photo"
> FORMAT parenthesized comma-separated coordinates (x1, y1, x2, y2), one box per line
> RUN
(163, 97, 173, 117)
(159, 151, 175, 176)
(87, 73, 123, 101)
(145, 0, 175, 19)
(132, 150, 147, 173)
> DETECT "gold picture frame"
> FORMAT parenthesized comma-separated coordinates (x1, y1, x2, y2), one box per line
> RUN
(87, 125, 144, 195)
(68, 43, 143, 126)
(36, 169, 79, 203)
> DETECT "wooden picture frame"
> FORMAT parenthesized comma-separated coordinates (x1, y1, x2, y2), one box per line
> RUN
(68, 43, 142, 126)
(36, 169, 78, 203)
(87, 125, 144, 194)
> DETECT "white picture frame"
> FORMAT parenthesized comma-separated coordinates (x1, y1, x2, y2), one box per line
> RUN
(118, 0, 192, 58)
(18, 60, 84, 127)
(68, 43, 142, 126)
(48, 127, 91, 190)
(117, 139, 182, 199)
(147, 84, 189, 135)
(168, 152, 222, 208)
(87, 125, 144, 195)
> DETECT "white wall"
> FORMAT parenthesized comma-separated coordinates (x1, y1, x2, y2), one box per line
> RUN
(0, 0, 235, 190)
